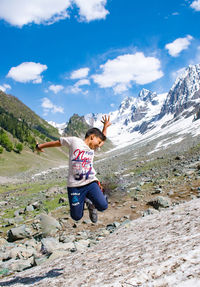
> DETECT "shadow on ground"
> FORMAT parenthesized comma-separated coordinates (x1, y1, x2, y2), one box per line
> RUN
(0, 268, 63, 286)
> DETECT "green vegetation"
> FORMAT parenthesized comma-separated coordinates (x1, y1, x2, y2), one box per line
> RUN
(43, 194, 68, 213)
(0, 91, 69, 174)
(0, 129, 13, 152)
(0, 91, 60, 153)
(15, 143, 23, 153)
(0, 91, 60, 139)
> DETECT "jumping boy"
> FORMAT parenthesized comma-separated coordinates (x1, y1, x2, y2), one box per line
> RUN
(36, 115, 111, 223)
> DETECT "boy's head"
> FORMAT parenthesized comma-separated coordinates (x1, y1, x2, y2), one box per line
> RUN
(85, 128, 106, 150)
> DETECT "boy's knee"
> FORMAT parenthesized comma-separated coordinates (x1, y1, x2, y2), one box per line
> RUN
(70, 212, 83, 221)
(97, 201, 108, 212)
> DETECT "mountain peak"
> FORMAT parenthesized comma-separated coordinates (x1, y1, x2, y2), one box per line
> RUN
(160, 63, 200, 118)
(138, 88, 157, 102)
(118, 96, 135, 114)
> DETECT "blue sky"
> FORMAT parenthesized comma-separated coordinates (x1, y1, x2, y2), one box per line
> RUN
(0, 0, 200, 124)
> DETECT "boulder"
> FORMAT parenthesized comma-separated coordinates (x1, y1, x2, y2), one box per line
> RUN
(41, 237, 62, 254)
(39, 213, 62, 236)
(1, 257, 34, 272)
(7, 225, 32, 242)
(9, 246, 36, 260)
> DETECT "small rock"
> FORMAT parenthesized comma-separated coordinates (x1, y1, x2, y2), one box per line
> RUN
(59, 197, 67, 204)
(32, 202, 41, 210)
(151, 188, 163, 195)
(14, 216, 24, 224)
(113, 222, 120, 228)
(142, 208, 159, 217)
(14, 209, 25, 217)
(147, 196, 172, 210)
(0, 201, 8, 206)
(167, 191, 174, 196)
(25, 205, 34, 212)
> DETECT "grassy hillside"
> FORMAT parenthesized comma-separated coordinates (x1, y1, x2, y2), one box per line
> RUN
(0, 145, 68, 177)
(0, 91, 69, 176)
(0, 91, 60, 140)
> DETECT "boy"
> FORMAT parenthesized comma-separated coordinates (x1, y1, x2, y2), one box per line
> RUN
(36, 115, 111, 223)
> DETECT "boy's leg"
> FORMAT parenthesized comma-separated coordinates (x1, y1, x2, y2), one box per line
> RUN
(85, 197, 98, 223)
(67, 186, 87, 221)
(86, 182, 108, 212)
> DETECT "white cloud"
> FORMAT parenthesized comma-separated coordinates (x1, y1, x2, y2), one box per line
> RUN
(7, 62, 47, 83)
(0, 0, 109, 27)
(41, 97, 64, 114)
(190, 0, 200, 11)
(92, 52, 163, 94)
(165, 35, 193, 57)
(0, 0, 71, 27)
(75, 79, 90, 87)
(70, 85, 82, 94)
(49, 84, 64, 94)
(74, 0, 109, 22)
(65, 80, 89, 95)
(65, 78, 90, 95)
(70, 67, 90, 79)
(0, 83, 11, 92)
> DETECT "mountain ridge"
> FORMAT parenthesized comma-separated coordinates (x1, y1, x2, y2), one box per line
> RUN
(84, 63, 200, 149)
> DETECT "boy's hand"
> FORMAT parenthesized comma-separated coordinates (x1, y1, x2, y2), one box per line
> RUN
(101, 115, 112, 128)
(36, 142, 44, 152)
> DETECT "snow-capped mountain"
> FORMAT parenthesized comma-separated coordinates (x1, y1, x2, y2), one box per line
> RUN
(84, 64, 200, 150)
(160, 64, 200, 119)
(48, 121, 66, 135)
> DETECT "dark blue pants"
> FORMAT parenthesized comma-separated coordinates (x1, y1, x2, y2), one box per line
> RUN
(67, 181, 108, 221)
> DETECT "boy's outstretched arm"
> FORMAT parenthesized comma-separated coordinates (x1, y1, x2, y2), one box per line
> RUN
(36, 140, 61, 152)
(101, 115, 112, 137)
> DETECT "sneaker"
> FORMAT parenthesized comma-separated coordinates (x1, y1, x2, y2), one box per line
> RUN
(85, 198, 98, 223)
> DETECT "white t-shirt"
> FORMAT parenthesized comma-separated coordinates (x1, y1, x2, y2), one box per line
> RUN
(60, 136, 98, 187)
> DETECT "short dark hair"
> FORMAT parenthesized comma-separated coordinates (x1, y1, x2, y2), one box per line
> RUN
(85, 128, 106, 141)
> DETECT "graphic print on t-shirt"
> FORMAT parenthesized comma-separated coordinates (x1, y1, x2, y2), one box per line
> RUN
(72, 148, 94, 181)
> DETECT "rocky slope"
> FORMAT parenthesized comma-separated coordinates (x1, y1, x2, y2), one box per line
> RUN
(0, 198, 199, 287)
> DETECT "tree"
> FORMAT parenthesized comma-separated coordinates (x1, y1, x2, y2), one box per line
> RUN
(0, 131, 13, 152)
(0, 146, 3, 154)
(15, 143, 23, 153)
